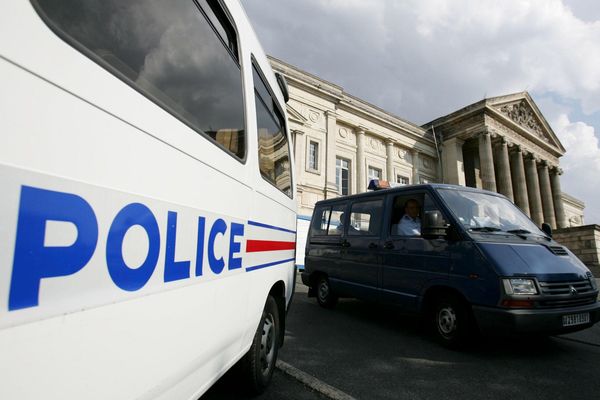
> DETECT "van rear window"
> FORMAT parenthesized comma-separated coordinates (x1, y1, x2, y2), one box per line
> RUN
(34, 0, 246, 160)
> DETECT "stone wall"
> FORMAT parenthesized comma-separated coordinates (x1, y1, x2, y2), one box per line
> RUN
(553, 225, 600, 276)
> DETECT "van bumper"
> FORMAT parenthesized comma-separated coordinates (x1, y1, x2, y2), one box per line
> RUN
(472, 301, 600, 336)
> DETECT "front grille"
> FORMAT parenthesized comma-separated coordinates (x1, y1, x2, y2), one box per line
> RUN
(537, 279, 597, 309)
(539, 280, 594, 295)
(538, 297, 596, 308)
(547, 245, 569, 256)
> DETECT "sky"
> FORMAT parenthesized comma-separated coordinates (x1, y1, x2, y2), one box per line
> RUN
(241, 0, 600, 225)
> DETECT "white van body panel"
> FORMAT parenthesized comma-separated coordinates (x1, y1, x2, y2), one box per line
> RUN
(0, 1, 296, 399)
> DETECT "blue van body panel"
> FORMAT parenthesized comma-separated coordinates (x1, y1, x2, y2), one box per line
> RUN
(477, 242, 590, 282)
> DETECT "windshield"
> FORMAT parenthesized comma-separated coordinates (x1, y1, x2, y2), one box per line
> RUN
(437, 189, 544, 235)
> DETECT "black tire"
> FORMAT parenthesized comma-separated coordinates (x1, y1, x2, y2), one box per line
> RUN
(239, 295, 280, 395)
(316, 275, 338, 309)
(431, 294, 471, 349)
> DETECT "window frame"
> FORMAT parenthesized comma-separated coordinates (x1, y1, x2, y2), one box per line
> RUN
(347, 197, 384, 238)
(251, 57, 294, 198)
(30, 0, 248, 163)
(336, 157, 351, 195)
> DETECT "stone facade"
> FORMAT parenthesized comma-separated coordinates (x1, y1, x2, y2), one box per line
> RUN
(426, 93, 578, 229)
(553, 225, 600, 275)
(269, 58, 585, 228)
(270, 57, 439, 218)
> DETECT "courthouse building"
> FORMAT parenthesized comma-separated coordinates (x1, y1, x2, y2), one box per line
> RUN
(269, 57, 585, 228)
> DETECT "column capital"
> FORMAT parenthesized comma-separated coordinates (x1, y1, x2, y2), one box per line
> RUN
(355, 126, 367, 135)
(324, 110, 337, 119)
(508, 143, 523, 153)
(385, 137, 396, 146)
(538, 159, 550, 168)
(292, 129, 305, 135)
(524, 153, 539, 162)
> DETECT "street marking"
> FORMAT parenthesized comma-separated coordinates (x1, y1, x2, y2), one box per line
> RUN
(554, 336, 600, 348)
(276, 360, 358, 400)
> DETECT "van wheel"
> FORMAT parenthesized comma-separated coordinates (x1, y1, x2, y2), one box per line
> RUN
(316, 276, 337, 309)
(432, 295, 470, 348)
(239, 295, 280, 395)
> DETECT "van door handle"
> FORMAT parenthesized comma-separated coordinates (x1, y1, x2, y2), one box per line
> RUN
(341, 240, 351, 247)
(383, 241, 394, 249)
(368, 242, 378, 249)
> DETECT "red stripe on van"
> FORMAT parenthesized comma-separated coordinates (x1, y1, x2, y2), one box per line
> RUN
(246, 240, 296, 252)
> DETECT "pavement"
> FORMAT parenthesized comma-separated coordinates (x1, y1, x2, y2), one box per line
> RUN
(203, 274, 600, 400)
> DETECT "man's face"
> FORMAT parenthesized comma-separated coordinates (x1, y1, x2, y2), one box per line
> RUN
(405, 201, 419, 219)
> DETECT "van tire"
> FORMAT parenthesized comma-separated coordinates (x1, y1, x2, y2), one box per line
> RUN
(239, 295, 280, 395)
(431, 294, 471, 349)
(316, 276, 338, 309)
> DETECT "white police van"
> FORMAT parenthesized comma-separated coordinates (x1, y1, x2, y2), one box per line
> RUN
(0, 1, 296, 398)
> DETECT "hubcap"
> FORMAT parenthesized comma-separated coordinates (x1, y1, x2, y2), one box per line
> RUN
(437, 306, 457, 337)
(318, 280, 329, 302)
(260, 313, 276, 376)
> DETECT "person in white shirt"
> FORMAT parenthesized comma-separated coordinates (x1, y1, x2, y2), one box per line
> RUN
(397, 199, 421, 236)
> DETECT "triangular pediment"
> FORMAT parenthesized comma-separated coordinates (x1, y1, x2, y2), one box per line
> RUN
(286, 104, 308, 125)
(488, 93, 565, 154)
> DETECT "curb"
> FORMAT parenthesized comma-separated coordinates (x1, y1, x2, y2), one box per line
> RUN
(276, 360, 358, 400)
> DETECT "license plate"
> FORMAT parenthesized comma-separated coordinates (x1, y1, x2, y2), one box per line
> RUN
(562, 313, 590, 327)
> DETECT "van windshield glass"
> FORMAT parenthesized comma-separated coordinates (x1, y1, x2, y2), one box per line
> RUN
(437, 189, 543, 235)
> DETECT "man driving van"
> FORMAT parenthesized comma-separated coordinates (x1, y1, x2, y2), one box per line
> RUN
(397, 198, 421, 236)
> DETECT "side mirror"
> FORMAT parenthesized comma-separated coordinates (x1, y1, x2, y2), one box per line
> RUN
(541, 222, 553, 238)
(275, 72, 290, 103)
(422, 210, 448, 238)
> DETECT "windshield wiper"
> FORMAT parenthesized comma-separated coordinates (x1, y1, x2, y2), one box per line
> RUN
(468, 226, 502, 232)
(506, 229, 531, 234)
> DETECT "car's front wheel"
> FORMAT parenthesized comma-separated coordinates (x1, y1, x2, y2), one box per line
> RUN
(239, 295, 280, 394)
(432, 294, 471, 348)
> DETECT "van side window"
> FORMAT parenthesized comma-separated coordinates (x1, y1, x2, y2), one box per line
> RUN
(390, 193, 446, 236)
(34, 0, 246, 159)
(327, 205, 346, 236)
(253, 64, 292, 197)
(311, 206, 331, 236)
(348, 199, 383, 236)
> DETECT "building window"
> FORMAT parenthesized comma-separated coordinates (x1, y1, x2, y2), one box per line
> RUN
(368, 166, 382, 182)
(397, 175, 410, 185)
(336, 158, 350, 195)
(308, 141, 319, 171)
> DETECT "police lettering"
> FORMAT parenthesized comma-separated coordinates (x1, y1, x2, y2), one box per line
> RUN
(9, 186, 245, 310)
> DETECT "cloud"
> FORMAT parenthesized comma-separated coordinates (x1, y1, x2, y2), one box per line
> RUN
(554, 115, 600, 223)
(242, 0, 600, 222)
(243, 0, 600, 121)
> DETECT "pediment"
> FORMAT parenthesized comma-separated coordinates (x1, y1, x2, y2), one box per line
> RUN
(286, 104, 308, 125)
(489, 94, 565, 153)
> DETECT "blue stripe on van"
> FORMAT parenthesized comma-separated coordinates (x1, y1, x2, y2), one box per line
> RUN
(247, 220, 296, 234)
(246, 258, 296, 272)
(296, 215, 312, 221)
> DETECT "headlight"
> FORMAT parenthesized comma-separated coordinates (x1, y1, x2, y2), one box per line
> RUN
(591, 277, 598, 290)
(502, 278, 538, 295)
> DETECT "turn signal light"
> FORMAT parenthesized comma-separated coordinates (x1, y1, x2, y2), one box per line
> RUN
(501, 299, 534, 308)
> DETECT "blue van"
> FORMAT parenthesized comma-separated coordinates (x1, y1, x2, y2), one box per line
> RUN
(302, 183, 600, 347)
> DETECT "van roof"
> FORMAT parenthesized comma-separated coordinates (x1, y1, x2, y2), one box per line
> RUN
(314, 184, 505, 206)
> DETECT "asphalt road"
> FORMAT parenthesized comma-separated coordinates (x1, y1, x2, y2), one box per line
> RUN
(203, 277, 600, 399)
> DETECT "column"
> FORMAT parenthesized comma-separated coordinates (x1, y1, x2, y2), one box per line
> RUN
(292, 130, 305, 183)
(411, 149, 420, 184)
(356, 128, 366, 193)
(509, 145, 530, 216)
(478, 131, 497, 192)
(524, 155, 544, 226)
(550, 168, 567, 228)
(386, 139, 395, 182)
(538, 161, 556, 228)
(325, 111, 338, 199)
(442, 137, 466, 185)
(493, 138, 514, 201)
